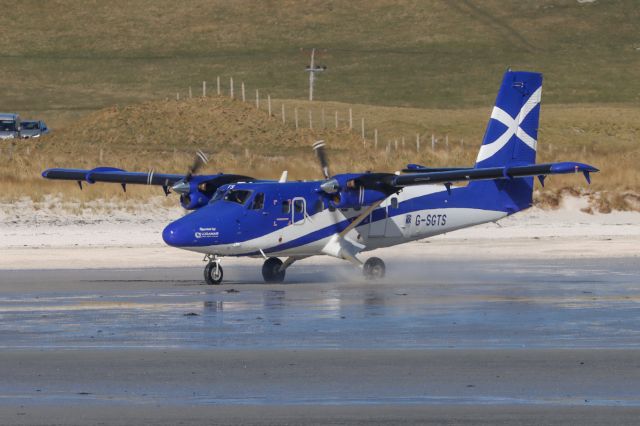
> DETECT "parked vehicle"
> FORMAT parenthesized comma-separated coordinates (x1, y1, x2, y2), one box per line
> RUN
(0, 113, 20, 140)
(20, 120, 49, 138)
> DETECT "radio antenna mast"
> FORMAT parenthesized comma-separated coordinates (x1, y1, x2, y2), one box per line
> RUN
(304, 48, 327, 101)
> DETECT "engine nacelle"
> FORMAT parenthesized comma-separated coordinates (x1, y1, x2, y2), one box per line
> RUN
(179, 191, 211, 210)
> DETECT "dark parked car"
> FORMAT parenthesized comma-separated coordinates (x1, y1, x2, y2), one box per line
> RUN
(0, 113, 20, 140)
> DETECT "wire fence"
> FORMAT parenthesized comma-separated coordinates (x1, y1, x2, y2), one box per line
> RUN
(177, 76, 478, 157)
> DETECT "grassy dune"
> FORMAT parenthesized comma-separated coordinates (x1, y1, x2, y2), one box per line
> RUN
(1, 95, 637, 211)
(0, 1, 638, 210)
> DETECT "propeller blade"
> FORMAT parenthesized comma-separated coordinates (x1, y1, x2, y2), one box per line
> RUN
(312, 140, 330, 179)
(185, 150, 209, 182)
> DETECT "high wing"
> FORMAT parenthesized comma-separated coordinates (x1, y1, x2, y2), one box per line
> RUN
(42, 167, 184, 187)
(42, 166, 256, 210)
(391, 162, 598, 188)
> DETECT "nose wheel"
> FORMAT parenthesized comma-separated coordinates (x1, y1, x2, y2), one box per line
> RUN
(363, 257, 385, 280)
(204, 261, 223, 285)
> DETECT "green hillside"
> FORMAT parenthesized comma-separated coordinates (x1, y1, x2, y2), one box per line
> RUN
(2, 0, 639, 128)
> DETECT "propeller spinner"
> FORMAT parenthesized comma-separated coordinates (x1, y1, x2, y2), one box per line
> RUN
(172, 150, 209, 194)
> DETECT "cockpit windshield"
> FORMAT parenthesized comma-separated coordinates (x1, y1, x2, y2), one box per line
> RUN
(209, 188, 227, 204)
(224, 189, 253, 205)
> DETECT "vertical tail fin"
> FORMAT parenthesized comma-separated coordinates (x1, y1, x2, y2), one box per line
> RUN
(475, 70, 542, 168)
(471, 70, 542, 214)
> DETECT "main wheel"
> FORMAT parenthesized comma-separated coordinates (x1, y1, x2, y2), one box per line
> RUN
(363, 257, 385, 280)
(262, 257, 285, 283)
(204, 261, 223, 285)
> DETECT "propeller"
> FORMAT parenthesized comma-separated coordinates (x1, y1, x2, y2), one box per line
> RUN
(312, 140, 330, 179)
(185, 150, 209, 182)
(172, 150, 209, 194)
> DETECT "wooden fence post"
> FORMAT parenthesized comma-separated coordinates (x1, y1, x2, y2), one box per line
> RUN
(374, 129, 378, 149)
(241, 82, 246, 102)
(229, 77, 234, 98)
(361, 118, 365, 140)
(294, 107, 299, 129)
(217, 76, 221, 95)
(268, 95, 272, 116)
(416, 134, 420, 152)
(281, 104, 286, 124)
(189, 86, 192, 99)
(255, 89, 259, 108)
(431, 133, 435, 151)
(334, 111, 338, 129)
(202, 81, 206, 97)
(349, 108, 353, 130)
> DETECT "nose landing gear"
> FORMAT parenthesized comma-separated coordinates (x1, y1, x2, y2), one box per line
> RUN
(203, 255, 223, 285)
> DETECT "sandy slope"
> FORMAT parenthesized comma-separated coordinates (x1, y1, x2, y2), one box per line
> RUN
(0, 196, 638, 270)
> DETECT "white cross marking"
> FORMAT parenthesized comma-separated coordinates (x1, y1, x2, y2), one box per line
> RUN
(476, 87, 541, 163)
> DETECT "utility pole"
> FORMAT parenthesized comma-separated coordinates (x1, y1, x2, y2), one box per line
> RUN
(304, 48, 327, 101)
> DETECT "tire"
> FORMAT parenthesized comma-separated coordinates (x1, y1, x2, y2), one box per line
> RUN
(363, 257, 385, 280)
(262, 257, 286, 283)
(204, 262, 223, 285)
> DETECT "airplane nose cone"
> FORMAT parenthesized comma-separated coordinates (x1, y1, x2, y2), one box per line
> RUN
(162, 221, 193, 247)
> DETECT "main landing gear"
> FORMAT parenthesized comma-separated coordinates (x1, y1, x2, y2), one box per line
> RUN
(363, 257, 385, 280)
(262, 257, 286, 283)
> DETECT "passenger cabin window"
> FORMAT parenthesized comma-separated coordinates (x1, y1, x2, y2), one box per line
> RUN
(294, 199, 304, 214)
(390, 197, 399, 209)
(250, 193, 265, 210)
(282, 199, 291, 214)
(224, 189, 252, 205)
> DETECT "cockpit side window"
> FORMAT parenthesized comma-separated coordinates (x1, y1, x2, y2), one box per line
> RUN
(224, 189, 252, 205)
(250, 192, 265, 210)
(294, 199, 304, 214)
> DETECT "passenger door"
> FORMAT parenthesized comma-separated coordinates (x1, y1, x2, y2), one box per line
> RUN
(291, 197, 306, 225)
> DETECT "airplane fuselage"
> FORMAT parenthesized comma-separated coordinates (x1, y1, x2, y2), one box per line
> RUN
(162, 180, 509, 259)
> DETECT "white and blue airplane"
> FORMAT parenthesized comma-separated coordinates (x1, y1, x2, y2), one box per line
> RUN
(44, 70, 597, 284)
